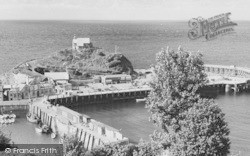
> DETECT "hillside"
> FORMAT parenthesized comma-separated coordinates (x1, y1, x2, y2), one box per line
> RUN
(25, 47, 135, 79)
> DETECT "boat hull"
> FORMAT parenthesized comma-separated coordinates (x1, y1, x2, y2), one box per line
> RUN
(26, 114, 38, 123)
(35, 127, 43, 133)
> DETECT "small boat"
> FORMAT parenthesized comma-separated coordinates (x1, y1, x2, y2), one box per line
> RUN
(35, 127, 43, 133)
(9, 113, 16, 119)
(26, 113, 38, 123)
(9, 118, 15, 123)
(0, 113, 16, 124)
(51, 132, 57, 139)
(42, 125, 50, 133)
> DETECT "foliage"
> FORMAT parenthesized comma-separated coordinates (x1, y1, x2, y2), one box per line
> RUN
(0, 130, 12, 151)
(132, 140, 164, 156)
(62, 135, 87, 156)
(146, 46, 230, 156)
(33, 48, 135, 78)
(62, 137, 164, 156)
(89, 143, 137, 156)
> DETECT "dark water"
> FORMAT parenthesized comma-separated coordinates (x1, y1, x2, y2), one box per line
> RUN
(72, 101, 159, 144)
(0, 21, 250, 155)
(71, 94, 250, 155)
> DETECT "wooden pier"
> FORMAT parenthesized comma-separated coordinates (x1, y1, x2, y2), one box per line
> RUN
(47, 88, 151, 106)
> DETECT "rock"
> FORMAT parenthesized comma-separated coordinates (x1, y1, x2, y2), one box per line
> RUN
(28, 47, 135, 79)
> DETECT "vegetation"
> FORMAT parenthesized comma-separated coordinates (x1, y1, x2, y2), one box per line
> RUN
(62, 135, 164, 156)
(61, 46, 230, 156)
(146, 46, 230, 155)
(30, 48, 135, 79)
(0, 130, 12, 151)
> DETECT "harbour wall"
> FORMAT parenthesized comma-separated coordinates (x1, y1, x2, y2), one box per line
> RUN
(30, 99, 129, 150)
(0, 99, 29, 112)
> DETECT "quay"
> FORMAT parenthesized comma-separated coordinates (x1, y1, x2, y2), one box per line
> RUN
(30, 98, 129, 150)
(47, 84, 151, 106)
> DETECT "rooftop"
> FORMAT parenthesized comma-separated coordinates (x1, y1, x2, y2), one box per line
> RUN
(73, 38, 91, 46)
(44, 72, 69, 81)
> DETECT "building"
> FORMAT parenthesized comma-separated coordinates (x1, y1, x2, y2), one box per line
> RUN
(13, 70, 49, 85)
(101, 74, 132, 85)
(0, 85, 3, 101)
(3, 83, 55, 101)
(72, 36, 92, 51)
(44, 72, 69, 84)
(55, 83, 72, 94)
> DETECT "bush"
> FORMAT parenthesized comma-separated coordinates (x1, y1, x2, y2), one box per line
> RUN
(0, 130, 12, 151)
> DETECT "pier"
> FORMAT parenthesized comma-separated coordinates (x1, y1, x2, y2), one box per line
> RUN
(204, 64, 250, 93)
(47, 87, 151, 106)
(204, 64, 250, 78)
(30, 98, 129, 150)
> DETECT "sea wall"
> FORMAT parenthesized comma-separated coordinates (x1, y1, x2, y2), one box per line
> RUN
(30, 99, 129, 150)
(0, 99, 29, 112)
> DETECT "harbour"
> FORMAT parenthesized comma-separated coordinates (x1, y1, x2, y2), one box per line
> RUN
(1, 93, 250, 155)
(1, 20, 250, 155)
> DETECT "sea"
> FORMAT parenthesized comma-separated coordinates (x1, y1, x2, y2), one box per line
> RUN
(0, 20, 250, 155)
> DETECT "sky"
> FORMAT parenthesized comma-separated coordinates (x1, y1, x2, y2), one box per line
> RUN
(0, 0, 249, 20)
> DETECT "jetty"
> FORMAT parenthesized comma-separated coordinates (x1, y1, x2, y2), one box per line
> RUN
(30, 98, 129, 150)
(47, 83, 151, 106)
(204, 64, 250, 93)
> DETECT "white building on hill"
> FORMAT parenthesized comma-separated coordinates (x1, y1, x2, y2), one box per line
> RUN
(72, 35, 91, 51)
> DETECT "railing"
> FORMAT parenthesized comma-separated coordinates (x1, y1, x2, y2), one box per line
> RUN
(47, 87, 151, 100)
(204, 64, 250, 78)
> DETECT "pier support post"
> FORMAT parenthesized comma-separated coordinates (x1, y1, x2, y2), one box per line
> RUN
(225, 84, 231, 93)
(234, 84, 239, 93)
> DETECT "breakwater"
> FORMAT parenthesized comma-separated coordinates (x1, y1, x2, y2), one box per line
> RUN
(30, 98, 129, 150)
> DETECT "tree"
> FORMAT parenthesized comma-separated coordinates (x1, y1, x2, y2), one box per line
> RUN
(89, 143, 137, 156)
(0, 130, 12, 151)
(62, 135, 87, 156)
(146, 46, 230, 155)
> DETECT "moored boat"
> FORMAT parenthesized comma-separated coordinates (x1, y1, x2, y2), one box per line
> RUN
(35, 127, 43, 133)
(0, 113, 16, 124)
(51, 132, 57, 139)
(9, 113, 16, 119)
(26, 113, 38, 123)
(42, 124, 50, 133)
